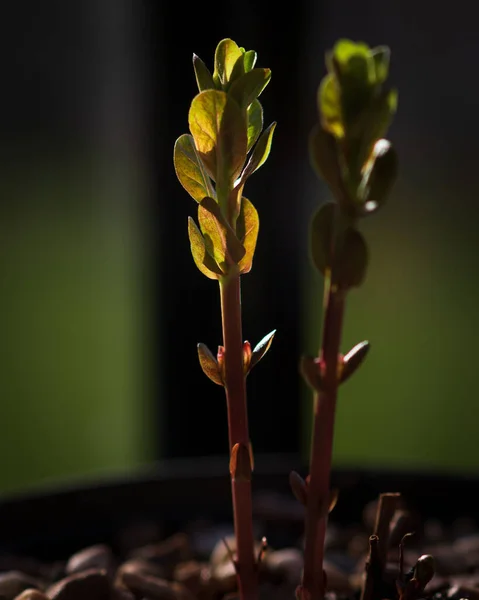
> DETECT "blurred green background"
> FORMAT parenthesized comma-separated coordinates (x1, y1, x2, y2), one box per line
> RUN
(2, 0, 479, 495)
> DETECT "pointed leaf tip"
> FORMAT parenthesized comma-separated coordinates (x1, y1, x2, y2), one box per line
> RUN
(250, 329, 276, 370)
(340, 340, 370, 384)
(289, 471, 307, 506)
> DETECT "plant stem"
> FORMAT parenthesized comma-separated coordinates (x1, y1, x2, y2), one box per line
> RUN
(301, 275, 345, 600)
(219, 271, 258, 600)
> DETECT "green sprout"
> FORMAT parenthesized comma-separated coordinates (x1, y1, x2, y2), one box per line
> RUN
(173, 39, 276, 600)
(295, 39, 398, 600)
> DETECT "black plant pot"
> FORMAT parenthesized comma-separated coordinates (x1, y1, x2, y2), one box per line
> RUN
(0, 453, 476, 564)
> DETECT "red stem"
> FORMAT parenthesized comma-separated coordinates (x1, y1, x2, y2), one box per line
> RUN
(219, 272, 258, 600)
(301, 279, 345, 600)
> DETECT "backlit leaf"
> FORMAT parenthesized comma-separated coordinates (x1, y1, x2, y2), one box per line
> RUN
(197, 343, 223, 385)
(319, 75, 344, 138)
(213, 39, 243, 87)
(187, 217, 222, 279)
(228, 68, 271, 109)
(237, 197, 259, 274)
(250, 330, 276, 369)
(244, 50, 257, 72)
(198, 196, 245, 269)
(247, 99, 263, 151)
(193, 54, 215, 92)
(189, 90, 247, 184)
(173, 134, 215, 202)
(241, 122, 276, 182)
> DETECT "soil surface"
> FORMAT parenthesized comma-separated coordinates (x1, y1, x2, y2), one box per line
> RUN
(0, 489, 477, 600)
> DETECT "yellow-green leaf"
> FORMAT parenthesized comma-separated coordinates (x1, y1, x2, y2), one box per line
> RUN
(188, 90, 247, 185)
(244, 50, 257, 72)
(174, 134, 215, 202)
(197, 343, 223, 385)
(319, 74, 344, 138)
(237, 197, 259, 274)
(228, 68, 272, 109)
(247, 99, 263, 151)
(193, 53, 215, 92)
(213, 39, 244, 87)
(187, 217, 222, 279)
(198, 197, 246, 269)
(241, 122, 276, 182)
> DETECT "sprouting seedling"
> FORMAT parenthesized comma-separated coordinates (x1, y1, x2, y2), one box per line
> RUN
(173, 38, 276, 600)
(293, 40, 399, 600)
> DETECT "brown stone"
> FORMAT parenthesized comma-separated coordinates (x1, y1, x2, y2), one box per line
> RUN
(66, 544, 115, 577)
(13, 591, 48, 600)
(0, 572, 43, 600)
(46, 568, 110, 600)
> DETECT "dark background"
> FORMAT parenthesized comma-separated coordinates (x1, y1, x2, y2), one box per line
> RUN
(0, 0, 478, 492)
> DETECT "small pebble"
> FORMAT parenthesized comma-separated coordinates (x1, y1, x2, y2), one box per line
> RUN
(65, 544, 115, 577)
(263, 548, 303, 585)
(0, 572, 43, 600)
(210, 560, 237, 594)
(115, 558, 166, 589)
(121, 571, 193, 600)
(129, 533, 191, 569)
(46, 568, 110, 600)
(13, 591, 48, 600)
(448, 584, 479, 600)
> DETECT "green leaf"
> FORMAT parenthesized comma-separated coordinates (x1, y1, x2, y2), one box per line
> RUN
(241, 122, 276, 181)
(244, 50, 257, 72)
(334, 227, 368, 289)
(228, 68, 271, 109)
(247, 99, 263, 151)
(319, 75, 344, 138)
(237, 197, 259, 274)
(309, 124, 343, 196)
(197, 343, 223, 385)
(358, 140, 398, 214)
(332, 39, 371, 71)
(173, 134, 215, 202)
(371, 46, 390, 84)
(354, 88, 398, 164)
(187, 217, 222, 279)
(340, 340, 370, 384)
(250, 330, 276, 370)
(192, 53, 215, 92)
(189, 90, 248, 184)
(198, 196, 246, 268)
(310, 202, 335, 275)
(213, 39, 244, 87)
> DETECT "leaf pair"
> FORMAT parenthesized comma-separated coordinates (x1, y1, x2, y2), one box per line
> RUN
(188, 197, 259, 279)
(310, 202, 368, 289)
(174, 92, 276, 207)
(198, 330, 276, 386)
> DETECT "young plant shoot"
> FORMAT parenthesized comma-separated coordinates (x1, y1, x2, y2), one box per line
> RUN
(173, 39, 276, 600)
(295, 40, 398, 600)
